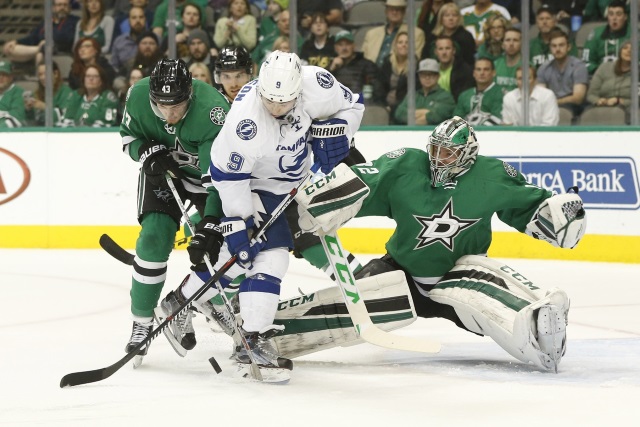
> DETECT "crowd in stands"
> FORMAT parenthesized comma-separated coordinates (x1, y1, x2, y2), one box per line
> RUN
(0, 0, 637, 128)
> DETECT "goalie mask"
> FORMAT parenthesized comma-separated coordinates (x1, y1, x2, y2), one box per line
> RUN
(427, 116, 479, 187)
(258, 50, 302, 116)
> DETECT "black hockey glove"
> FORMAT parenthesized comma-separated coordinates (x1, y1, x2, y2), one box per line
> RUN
(138, 141, 183, 186)
(187, 216, 224, 271)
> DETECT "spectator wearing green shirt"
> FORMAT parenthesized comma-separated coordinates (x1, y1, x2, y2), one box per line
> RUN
(530, 4, 579, 69)
(24, 61, 73, 126)
(494, 27, 522, 94)
(394, 58, 455, 125)
(453, 57, 503, 125)
(582, 0, 630, 75)
(152, 0, 207, 40)
(60, 64, 119, 127)
(0, 60, 26, 128)
(476, 13, 509, 63)
(460, 0, 510, 47)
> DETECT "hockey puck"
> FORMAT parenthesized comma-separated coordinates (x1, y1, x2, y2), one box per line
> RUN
(209, 357, 222, 374)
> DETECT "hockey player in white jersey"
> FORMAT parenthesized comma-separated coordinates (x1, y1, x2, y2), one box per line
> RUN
(168, 51, 364, 382)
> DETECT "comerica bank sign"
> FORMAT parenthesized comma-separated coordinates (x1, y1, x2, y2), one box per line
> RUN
(501, 157, 640, 210)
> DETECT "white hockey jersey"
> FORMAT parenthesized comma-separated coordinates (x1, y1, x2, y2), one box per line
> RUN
(210, 65, 364, 219)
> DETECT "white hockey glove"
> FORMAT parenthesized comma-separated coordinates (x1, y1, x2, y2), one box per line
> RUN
(526, 188, 586, 249)
(296, 163, 369, 235)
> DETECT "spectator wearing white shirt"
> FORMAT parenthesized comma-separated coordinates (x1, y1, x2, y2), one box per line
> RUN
(502, 65, 559, 126)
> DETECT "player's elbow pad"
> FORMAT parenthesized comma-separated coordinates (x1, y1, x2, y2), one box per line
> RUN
(525, 191, 586, 249)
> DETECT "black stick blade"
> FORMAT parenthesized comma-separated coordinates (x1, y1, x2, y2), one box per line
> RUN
(99, 234, 135, 265)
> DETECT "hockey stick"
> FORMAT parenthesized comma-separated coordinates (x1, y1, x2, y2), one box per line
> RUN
(320, 232, 441, 353)
(60, 163, 319, 387)
(163, 176, 263, 380)
(99, 234, 135, 265)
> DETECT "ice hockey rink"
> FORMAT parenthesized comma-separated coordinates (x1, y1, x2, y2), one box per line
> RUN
(1, 248, 638, 426)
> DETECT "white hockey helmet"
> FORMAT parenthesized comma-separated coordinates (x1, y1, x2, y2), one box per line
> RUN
(258, 50, 303, 103)
(427, 116, 479, 187)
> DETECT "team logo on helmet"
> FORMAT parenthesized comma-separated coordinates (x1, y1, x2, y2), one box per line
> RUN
(503, 161, 518, 178)
(210, 107, 226, 125)
(236, 119, 257, 140)
(316, 71, 334, 89)
(386, 148, 406, 159)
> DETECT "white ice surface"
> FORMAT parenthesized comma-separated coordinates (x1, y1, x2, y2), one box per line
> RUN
(1, 249, 639, 426)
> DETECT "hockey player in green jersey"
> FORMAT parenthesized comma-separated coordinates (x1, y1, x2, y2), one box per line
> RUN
(295, 116, 586, 372)
(120, 58, 229, 361)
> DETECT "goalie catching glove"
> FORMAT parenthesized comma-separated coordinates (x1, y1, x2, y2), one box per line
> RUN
(187, 216, 224, 271)
(311, 118, 351, 174)
(525, 187, 586, 249)
(138, 141, 184, 186)
(296, 163, 370, 235)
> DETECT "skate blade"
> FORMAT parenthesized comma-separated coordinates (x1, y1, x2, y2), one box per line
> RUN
(153, 307, 188, 357)
(132, 355, 144, 369)
(236, 363, 291, 384)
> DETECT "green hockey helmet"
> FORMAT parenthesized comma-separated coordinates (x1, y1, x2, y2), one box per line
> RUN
(427, 116, 479, 187)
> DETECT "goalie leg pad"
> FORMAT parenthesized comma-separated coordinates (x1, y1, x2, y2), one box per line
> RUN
(272, 271, 416, 359)
(429, 255, 569, 371)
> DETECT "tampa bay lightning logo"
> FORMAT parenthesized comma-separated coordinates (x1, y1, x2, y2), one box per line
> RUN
(316, 71, 334, 89)
(278, 145, 308, 177)
(236, 119, 257, 140)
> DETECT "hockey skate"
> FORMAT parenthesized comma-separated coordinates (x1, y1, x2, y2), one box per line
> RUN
(125, 320, 154, 368)
(153, 289, 196, 357)
(236, 325, 293, 384)
(195, 298, 238, 336)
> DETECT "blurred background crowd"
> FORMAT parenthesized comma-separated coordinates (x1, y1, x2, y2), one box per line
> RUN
(0, 0, 638, 128)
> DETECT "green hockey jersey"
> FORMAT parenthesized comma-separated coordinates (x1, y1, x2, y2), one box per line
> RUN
(352, 148, 551, 283)
(120, 77, 230, 214)
(0, 83, 26, 128)
(61, 89, 119, 127)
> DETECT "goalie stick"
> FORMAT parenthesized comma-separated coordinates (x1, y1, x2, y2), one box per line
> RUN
(60, 164, 319, 387)
(320, 231, 441, 354)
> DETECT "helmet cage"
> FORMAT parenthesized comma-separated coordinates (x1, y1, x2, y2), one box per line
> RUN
(427, 117, 479, 187)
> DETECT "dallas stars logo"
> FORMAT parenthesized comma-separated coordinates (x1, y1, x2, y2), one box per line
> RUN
(154, 188, 173, 202)
(413, 199, 479, 251)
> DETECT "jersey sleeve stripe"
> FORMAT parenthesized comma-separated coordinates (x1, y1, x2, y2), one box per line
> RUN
(209, 164, 252, 182)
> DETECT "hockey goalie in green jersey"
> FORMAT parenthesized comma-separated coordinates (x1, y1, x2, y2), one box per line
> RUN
(294, 116, 586, 372)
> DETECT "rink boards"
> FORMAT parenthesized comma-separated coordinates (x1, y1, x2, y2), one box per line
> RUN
(0, 128, 639, 263)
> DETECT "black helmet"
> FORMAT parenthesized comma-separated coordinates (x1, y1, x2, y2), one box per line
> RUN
(149, 58, 192, 105)
(214, 46, 253, 83)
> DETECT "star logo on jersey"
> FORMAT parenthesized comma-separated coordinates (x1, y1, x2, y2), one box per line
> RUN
(164, 123, 176, 134)
(210, 107, 226, 125)
(413, 199, 479, 251)
(153, 188, 173, 202)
